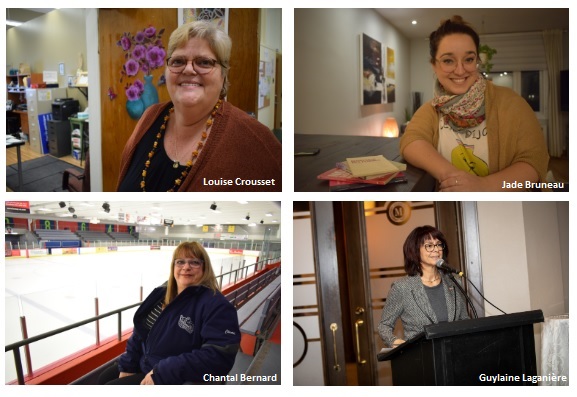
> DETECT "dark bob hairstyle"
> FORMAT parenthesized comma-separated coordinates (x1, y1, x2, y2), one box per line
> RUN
(403, 225, 449, 276)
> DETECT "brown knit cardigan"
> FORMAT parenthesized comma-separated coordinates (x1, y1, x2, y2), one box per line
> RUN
(400, 81, 549, 183)
(116, 101, 282, 192)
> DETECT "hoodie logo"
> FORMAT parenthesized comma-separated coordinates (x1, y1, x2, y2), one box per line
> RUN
(225, 329, 236, 335)
(178, 315, 194, 334)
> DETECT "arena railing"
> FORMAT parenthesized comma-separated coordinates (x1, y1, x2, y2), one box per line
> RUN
(5, 302, 141, 385)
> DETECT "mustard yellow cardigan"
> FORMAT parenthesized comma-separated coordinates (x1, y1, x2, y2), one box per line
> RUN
(400, 81, 549, 183)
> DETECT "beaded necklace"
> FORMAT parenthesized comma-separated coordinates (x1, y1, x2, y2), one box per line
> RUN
(140, 99, 223, 192)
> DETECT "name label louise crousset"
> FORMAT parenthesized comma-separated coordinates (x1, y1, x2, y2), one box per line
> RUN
(203, 178, 276, 186)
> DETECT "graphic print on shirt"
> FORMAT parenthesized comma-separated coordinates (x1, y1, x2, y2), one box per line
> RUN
(178, 315, 194, 334)
(451, 140, 489, 176)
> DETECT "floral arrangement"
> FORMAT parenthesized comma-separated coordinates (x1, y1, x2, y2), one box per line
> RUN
(117, 25, 166, 101)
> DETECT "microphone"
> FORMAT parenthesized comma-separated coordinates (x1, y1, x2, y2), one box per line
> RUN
(435, 259, 463, 276)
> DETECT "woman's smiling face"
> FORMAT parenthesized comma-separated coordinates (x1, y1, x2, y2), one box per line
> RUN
(165, 37, 224, 110)
(433, 33, 479, 95)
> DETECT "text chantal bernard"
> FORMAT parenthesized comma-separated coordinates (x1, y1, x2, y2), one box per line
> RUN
(203, 373, 278, 382)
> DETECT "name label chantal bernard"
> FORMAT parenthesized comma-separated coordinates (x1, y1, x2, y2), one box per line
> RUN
(203, 178, 276, 186)
(502, 181, 564, 190)
(203, 373, 278, 382)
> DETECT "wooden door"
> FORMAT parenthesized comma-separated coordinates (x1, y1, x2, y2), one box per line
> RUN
(226, 8, 260, 114)
(98, 9, 177, 191)
(274, 53, 282, 129)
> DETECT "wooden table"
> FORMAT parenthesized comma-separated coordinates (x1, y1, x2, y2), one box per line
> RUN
(294, 134, 435, 192)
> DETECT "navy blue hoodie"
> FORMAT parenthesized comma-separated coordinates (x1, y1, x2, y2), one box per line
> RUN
(118, 285, 240, 384)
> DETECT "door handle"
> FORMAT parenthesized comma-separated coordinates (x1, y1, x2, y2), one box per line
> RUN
(355, 320, 367, 365)
(330, 323, 341, 371)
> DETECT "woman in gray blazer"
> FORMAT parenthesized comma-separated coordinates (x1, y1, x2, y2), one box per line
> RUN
(378, 225, 469, 347)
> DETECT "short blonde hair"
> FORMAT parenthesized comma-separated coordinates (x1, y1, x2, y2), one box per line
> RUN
(167, 21, 232, 97)
(164, 241, 220, 306)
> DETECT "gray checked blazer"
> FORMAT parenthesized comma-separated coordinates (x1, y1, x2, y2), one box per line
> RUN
(378, 274, 470, 347)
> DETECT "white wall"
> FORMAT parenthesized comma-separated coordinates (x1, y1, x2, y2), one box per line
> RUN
(477, 201, 567, 316)
(409, 38, 435, 106)
(258, 8, 282, 129)
(295, 9, 410, 136)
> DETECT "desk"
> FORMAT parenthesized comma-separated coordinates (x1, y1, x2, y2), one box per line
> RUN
(295, 134, 435, 192)
(13, 110, 29, 136)
(6, 137, 25, 191)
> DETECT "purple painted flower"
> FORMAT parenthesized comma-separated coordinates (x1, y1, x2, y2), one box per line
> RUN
(146, 46, 165, 69)
(125, 59, 140, 76)
(132, 44, 146, 60)
(120, 35, 131, 51)
(126, 84, 141, 101)
(133, 79, 144, 94)
(145, 26, 156, 37)
(135, 31, 146, 43)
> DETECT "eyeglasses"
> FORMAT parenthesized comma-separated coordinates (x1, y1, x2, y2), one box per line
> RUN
(166, 56, 222, 75)
(435, 56, 478, 73)
(423, 243, 445, 252)
(174, 259, 204, 268)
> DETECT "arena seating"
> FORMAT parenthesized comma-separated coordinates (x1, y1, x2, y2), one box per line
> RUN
(76, 231, 114, 244)
(34, 229, 81, 248)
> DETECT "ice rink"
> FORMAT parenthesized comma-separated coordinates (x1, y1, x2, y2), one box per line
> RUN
(5, 247, 257, 383)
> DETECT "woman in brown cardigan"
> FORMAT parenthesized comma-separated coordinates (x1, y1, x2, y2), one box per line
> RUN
(401, 16, 548, 192)
(117, 21, 281, 192)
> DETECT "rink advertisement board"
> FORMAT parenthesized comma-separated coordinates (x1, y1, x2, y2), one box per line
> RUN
(5, 201, 30, 214)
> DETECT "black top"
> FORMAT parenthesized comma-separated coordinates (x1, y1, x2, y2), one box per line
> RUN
(117, 106, 187, 192)
(424, 280, 448, 323)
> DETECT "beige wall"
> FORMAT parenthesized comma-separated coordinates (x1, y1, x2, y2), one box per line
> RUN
(258, 8, 282, 129)
(295, 8, 410, 136)
(477, 201, 568, 375)
(6, 9, 88, 110)
(477, 201, 568, 317)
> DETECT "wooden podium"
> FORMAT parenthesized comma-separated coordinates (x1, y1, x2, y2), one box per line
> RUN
(378, 310, 544, 385)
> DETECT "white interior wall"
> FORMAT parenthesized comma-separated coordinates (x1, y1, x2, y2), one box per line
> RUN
(295, 8, 410, 136)
(477, 202, 532, 315)
(258, 8, 282, 129)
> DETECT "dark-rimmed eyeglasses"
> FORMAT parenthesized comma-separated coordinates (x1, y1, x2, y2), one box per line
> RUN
(423, 243, 445, 252)
(174, 259, 204, 268)
(435, 56, 478, 73)
(166, 56, 222, 75)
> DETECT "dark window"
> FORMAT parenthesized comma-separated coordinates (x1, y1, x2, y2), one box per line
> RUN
(521, 71, 540, 112)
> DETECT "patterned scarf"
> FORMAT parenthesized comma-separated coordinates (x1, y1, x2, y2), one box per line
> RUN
(432, 76, 487, 132)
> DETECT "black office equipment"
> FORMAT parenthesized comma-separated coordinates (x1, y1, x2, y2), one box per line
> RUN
(52, 98, 79, 121)
(48, 120, 72, 157)
(378, 310, 544, 385)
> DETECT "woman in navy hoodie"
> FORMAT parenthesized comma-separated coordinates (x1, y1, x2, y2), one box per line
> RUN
(100, 242, 240, 384)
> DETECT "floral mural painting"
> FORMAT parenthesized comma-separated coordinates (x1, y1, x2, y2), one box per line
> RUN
(179, 8, 228, 32)
(118, 25, 167, 119)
